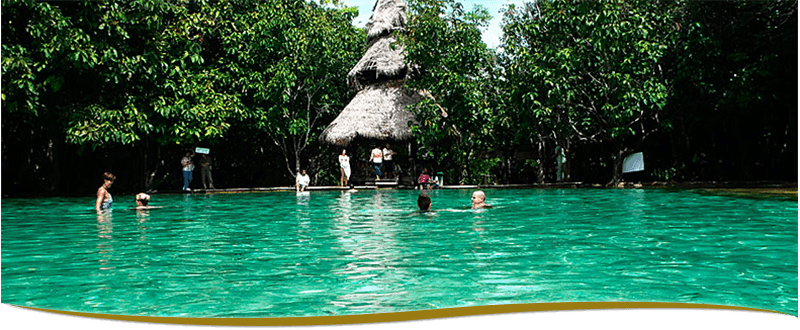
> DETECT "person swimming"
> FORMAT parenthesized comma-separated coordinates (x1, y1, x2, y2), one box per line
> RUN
(417, 192, 432, 211)
(471, 190, 491, 209)
(133, 192, 164, 210)
(96, 172, 116, 211)
(135, 193, 150, 208)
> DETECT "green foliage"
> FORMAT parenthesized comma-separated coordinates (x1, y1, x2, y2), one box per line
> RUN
(2, 0, 248, 147)
(466, 156, 502, 185)
(1, 0, 795, 194)
(2, 0, 363, 186)
(501, 0, 681, 182)
(214, 0, 362, 177)
(401, 0, 505, 183)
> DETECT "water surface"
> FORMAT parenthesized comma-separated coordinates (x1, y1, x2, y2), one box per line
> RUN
(2, 188, 797, 317)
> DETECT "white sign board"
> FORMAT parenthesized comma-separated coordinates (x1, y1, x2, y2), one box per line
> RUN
(195, 147, 210, 154)
(622, 152, 644, 173)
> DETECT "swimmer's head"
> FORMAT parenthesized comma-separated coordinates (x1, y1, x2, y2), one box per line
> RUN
(471, 190, 486, 205)
(136, 193, 150, 206)
(417, 193, 432, 211)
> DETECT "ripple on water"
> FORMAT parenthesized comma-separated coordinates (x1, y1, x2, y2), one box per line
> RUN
(1, 189, 797, 316)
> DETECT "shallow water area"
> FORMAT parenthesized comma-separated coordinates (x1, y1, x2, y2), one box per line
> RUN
(1, 188, 797, 317)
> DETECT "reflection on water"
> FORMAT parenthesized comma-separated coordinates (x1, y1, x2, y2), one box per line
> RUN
(329, 191, 412, 313)
(95, 210, 115, 271)
(296, 192, 310, 206)
(136, 209, 150, 242)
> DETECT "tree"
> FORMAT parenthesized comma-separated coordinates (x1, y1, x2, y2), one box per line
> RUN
(658, 1, 798, 181)
(1, 0, 363, 192)
(501, 0, 681, 184)
(401, 0, 505, 184)
(223, 0, 362, 180)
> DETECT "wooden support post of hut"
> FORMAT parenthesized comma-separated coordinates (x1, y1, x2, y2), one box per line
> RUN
(319, 0, 422, 187)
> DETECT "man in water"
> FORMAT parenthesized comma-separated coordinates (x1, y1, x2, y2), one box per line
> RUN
(417, 192, 432, 211)
(134, 193, 162, 210)
(135, 193, 150, 208)
(471, 190, 490, 209)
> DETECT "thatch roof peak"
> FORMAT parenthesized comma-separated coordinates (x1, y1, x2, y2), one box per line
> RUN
(347, 0, 411, 90)
(319, 80, 423, 146)
(366, 0, 408, 42)
(347, 36, 406, 90)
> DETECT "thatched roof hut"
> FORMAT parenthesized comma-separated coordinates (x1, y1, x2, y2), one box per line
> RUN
(347, 36, 406, 90)
(366, 0, 408, 42)
(320, 80, 422, 146)
(320, 0, 420, 147)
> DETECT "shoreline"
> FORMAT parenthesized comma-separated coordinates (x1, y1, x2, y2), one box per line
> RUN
(2, 181, 796, 199)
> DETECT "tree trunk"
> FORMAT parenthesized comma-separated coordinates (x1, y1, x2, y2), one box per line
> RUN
(144, 143, 161, 190)
(788, 109, 797, 181)
(46, 138, 60, 193)
(536, 137, 545, 184)
(555, 141, 567, 183)
(611, 145, 629, 185)
(410, 141, 417, 185)
(295, 150, 301, 174)
(142, 139, 149, 190)
(564, 140, 571, 182)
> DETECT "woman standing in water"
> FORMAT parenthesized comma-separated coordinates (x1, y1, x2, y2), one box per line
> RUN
(339, 149, 351, 187)
(95, 172, 116, 211)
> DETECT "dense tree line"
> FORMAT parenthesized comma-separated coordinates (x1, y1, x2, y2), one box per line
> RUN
(2, 0, 363, 194)
(402, 0, 796, 185)
(1, 0, 796, 196)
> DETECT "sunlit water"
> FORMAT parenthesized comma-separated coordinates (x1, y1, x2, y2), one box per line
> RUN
(1, 189, 797, 317)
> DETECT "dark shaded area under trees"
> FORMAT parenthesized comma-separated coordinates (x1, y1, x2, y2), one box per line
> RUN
(1, 0, 796, 197)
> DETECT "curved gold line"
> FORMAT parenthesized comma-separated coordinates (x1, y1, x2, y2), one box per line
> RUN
(9, 302, 788, 326)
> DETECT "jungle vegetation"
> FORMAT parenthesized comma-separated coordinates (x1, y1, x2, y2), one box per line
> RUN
(2, 0, 796, 195)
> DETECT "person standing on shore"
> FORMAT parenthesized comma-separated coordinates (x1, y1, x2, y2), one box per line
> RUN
(199, 154, 215, 189)
(369, 146, 383, 180)
(181, 151, 195, 191)
(95, 172, 116, 211)
(382, 144, 394, 179)
(339, 149, 351, 187)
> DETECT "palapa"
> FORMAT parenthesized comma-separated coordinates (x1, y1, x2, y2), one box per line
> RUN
(320, 80, 422, 146)
(347, 36, 406, 90)
(320, 0, 419, 146)
(366, 0, 408, 42)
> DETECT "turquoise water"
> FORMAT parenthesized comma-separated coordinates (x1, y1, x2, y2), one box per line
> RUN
(1, 189, 797, 317)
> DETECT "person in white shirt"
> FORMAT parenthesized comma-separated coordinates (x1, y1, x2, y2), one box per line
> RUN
(339, 149, 351, 187)
(382, 144, 394, 179)
(296, 170, 311, 192)
(369, 146, 383, 180)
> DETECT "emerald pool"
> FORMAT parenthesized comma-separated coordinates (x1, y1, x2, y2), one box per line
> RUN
(1, 188, 797, 317)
